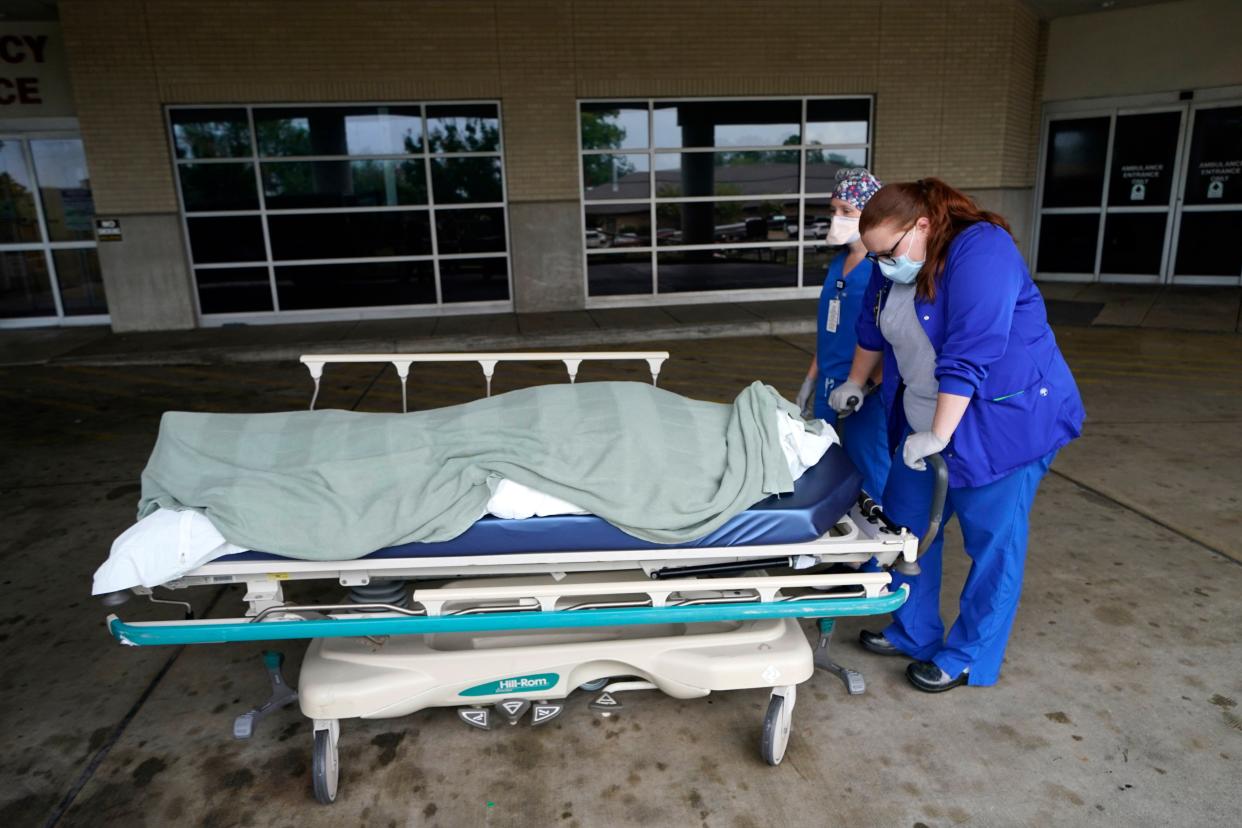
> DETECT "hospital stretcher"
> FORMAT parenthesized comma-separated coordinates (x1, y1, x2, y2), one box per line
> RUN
(100, 351, 946, 805)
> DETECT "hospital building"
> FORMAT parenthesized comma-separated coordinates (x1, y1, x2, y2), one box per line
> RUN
(1, 0, 1239, 332)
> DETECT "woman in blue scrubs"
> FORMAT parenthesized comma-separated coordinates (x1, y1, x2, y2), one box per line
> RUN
(795, 168, 891, 500)
(829, 178, 1085, 693)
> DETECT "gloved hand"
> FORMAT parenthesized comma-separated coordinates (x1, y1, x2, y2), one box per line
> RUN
(828, 380, 865, 415)
(902, 430, 949, 471)
(795, 377, 815, 418)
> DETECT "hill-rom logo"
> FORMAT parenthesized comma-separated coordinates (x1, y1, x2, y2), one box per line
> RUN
(460, 673, 559, 697)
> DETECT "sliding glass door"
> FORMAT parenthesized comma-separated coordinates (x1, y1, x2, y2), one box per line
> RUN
(1034, 95, 1242, 286)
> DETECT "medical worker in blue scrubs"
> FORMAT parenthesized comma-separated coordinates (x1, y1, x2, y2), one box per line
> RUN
(795, 168, 891, 500)
(829, 178, 1084, 692)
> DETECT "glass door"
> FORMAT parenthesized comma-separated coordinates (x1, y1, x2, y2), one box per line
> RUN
(1099, 109, 1183, 281)
(1170, 103, 1242, 285)
(1034, 114, 1112, 279)
(0, 134, 107, 326)
(1033, 106, 1185, 283)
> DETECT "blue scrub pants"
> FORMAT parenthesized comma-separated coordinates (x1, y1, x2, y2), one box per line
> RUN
(881, 435, 1055, 686)
(815, 396, 891, 504)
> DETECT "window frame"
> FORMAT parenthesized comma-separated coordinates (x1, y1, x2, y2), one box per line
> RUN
(167, 101, 513, 324)
(578, 95, 874, 306)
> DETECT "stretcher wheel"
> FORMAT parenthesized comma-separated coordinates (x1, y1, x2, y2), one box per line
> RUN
(578, 678, 609, 692)
(312, 727, 339, 804)
(760, 686, 795, 766)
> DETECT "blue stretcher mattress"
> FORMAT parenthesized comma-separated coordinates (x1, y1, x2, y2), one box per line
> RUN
(217, 443, 861, 563)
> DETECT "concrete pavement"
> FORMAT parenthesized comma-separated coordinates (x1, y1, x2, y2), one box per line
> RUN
(1, 329, 1240, 827)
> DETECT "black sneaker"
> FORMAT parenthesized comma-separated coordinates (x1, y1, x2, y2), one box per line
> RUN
(906, 660, 969, 693)
(858, 629, 901, 657)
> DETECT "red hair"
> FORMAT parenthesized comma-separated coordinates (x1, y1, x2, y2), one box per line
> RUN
(859, 178, 1012, 301)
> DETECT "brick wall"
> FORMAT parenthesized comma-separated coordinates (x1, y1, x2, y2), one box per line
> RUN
(60, 0, 1042, 211)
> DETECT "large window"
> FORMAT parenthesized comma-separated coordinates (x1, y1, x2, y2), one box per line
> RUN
(169, 103, 511, 319)
(579, 97, 872, 300)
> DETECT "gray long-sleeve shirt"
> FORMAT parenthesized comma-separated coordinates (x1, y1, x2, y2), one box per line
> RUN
(879, 282, 939, 433)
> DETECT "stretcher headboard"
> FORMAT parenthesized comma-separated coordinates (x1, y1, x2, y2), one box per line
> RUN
(299, 351, 670, 412)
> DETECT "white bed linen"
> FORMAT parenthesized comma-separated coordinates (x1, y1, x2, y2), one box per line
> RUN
(93, 412, 836, 595)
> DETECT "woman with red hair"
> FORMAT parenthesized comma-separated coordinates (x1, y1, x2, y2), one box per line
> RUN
(829, 178, 1084, 692)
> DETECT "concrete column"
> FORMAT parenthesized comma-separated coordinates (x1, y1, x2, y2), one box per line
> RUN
(964, 187, 1036, 257)
(95, 214, 197, 331)
(507, 201, 584, 313)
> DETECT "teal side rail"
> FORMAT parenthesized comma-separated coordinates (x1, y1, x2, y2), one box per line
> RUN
(109, 586, 909, 647)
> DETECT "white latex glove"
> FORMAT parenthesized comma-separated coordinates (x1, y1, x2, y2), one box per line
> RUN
(828, 380, 865, 415)
(795, 377, 815, 418)
(903, 430, 949, 471)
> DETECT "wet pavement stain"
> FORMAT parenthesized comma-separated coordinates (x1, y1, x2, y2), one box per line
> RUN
(104, 483, 141, 501)
(0, 793, 56, 826)
(130, 755, 167, 787)
(371, 731, 406, 766)
(220, 767, 256, 790)
(1093, 605, 1135, 626)
(1045, 711, 1073, 725)
(264, 746, 307, 779)
(1210, 694, 1237, 709)
(87, 725, 111, 753)
(1045, 782, 1085, 806)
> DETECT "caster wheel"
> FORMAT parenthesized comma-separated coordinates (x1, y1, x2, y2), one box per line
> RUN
(312, 726, 339, 804)
(578, 677, 609, 692)
(760, 686, 795, 766)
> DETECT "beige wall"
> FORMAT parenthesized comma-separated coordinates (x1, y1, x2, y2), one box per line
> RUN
(1044, 0, 1242, 102)
(60, 0, 1045, 214)
(56, 0, 1045, 327)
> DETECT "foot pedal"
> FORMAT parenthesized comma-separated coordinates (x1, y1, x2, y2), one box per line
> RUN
(814, 639, 867, 695)
(496, 698, 531, 725)
(813, 619, 866, 696)
(458, 707, 492, 730)
(530, 702, 563, 726)
(589, 691, 622, 714)
(233, 651, 298, 740)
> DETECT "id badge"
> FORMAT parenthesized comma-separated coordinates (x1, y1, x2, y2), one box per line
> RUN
(826, 299, 841, 333)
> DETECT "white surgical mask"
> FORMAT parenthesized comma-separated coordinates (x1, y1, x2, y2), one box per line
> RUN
(825, 216, 860, 246)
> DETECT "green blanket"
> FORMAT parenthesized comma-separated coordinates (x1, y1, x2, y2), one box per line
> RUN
(138, 381, 801, 559)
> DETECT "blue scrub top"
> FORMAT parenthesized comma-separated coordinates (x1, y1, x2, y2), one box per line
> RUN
(813, 253, 876, 415)
(855, 222, 1085, 489)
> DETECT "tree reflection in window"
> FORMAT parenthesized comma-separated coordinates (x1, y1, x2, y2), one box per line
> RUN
(426, 105, 500, 153)
(0, 170, 40, 244)
(582, 110, 638, 189)
(171, 109, 251, 159)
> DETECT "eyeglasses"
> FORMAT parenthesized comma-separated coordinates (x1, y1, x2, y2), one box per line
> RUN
(866, 227, 912, 267)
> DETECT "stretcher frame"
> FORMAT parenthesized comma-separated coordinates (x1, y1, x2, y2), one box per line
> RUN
(100, 350, 931, 805)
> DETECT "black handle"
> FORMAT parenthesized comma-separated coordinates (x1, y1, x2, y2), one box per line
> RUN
(837, 394, 861, 420)
(893, 453, 948, 577)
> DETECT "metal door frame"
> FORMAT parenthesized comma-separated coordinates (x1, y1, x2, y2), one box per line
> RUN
(0, 129, 108, 328)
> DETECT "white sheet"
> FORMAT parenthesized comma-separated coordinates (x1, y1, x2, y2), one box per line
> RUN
(92, 411, 837, 595)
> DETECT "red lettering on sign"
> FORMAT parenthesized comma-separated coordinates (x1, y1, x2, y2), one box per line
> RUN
(16, 77, 39, 103)
(0, 35, 23, 64)
(22, 35, 48, 63)
(0, 77, 42, 105)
